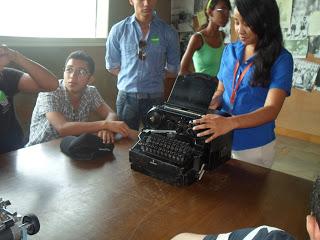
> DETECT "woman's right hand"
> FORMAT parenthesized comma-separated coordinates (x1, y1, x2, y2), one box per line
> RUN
(192, 114, 235, 143)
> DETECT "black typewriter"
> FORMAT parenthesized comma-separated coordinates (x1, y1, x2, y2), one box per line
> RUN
(129, 73, 233, 186)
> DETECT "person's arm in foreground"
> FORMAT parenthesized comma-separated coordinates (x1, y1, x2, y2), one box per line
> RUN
(0, 45, 58, 93)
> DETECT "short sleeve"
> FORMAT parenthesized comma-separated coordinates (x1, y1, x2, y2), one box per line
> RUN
(269, 49, 293, 96)
(203, 226, 296, 240)
(2, 68, 24, 95)
(87, 86, 105, 111)
(36, 91, 62, 115)
(217, 43, 233, 83)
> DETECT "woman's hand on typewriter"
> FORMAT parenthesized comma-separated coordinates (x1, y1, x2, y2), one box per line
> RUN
(192, 114, 235, 143)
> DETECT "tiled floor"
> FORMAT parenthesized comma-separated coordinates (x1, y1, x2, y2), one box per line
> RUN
(272, 135, 320, 181)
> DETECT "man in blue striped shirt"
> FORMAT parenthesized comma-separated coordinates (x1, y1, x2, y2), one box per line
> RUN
(171, 176, 320, 240)
(105, 0, 180, 130)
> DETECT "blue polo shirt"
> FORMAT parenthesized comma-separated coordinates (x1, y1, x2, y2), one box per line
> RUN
(105, 13, 180, 94)
(217, 41, 293, 151)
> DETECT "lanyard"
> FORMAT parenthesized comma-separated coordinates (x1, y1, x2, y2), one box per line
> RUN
(230, 61, 254, 105)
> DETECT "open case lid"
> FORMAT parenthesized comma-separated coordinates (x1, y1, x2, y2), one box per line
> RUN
(166, 73, 218, 114)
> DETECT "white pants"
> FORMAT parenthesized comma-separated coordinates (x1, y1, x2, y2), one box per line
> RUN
(231, 140, 276, 168)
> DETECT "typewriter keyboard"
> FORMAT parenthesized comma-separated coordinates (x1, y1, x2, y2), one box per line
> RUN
(139, 134, 193, 166)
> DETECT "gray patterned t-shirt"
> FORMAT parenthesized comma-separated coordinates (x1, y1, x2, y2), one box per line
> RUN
(26, 79, 105, 146)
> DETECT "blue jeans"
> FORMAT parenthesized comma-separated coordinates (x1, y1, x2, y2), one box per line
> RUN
(116, 91, 164, 130)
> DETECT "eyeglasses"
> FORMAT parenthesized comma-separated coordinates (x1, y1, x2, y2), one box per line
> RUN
(64, 67, 90, 78)
(138, 40, 147, 60)
(215, 8, 230, 15)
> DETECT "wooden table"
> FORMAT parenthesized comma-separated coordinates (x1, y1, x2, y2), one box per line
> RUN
(0, 139, 312, 240)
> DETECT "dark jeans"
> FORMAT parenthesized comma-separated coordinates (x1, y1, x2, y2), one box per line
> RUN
(116, 91, 164, 130)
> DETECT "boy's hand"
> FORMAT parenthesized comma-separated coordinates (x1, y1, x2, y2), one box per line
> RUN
(97, 130, 115, 144)
(104, 120, 130, 137)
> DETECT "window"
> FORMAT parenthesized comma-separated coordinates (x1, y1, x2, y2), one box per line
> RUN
(0, 0, 108, 38)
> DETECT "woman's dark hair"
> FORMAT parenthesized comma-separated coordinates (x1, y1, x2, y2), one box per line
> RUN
(198, 0, 232, 31)
(65, 50, 95, 75)
(311, 176, 320, 226)
(235, 0, 283, 87)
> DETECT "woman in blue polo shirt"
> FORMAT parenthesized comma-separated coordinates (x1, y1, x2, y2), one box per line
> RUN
(193, 0, 293, 168)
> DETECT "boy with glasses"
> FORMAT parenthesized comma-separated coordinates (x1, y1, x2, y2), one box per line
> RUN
(27, 50, 130, 147)
(105, 0, 180, 130)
